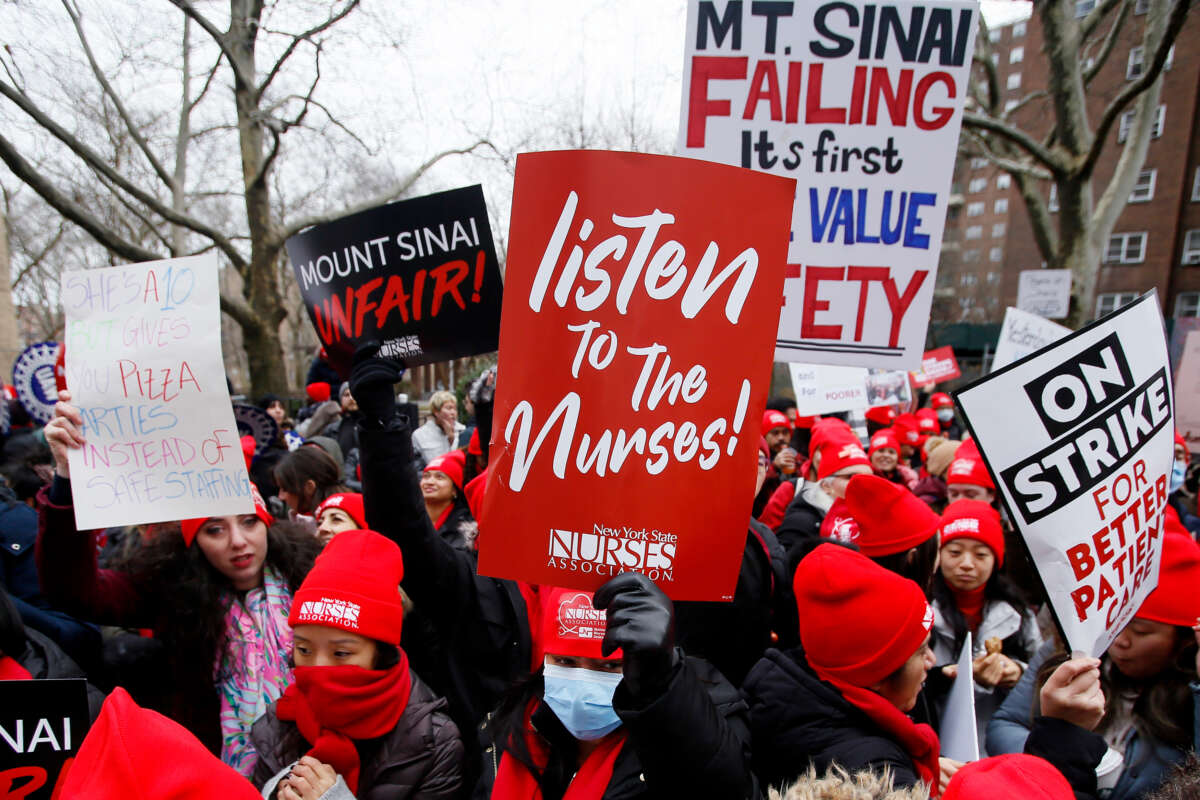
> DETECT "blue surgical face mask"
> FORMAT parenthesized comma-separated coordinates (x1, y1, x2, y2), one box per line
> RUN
(542, 662, 623, 740)
(936, 409, 954, 423)
(1170, 460, 1186, 494)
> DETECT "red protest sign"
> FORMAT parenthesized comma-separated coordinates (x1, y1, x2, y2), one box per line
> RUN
(478, 151, 794, 601)
(910, 345, 961, 387)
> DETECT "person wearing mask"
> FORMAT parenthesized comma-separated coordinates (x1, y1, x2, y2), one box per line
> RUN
(844, 474, 943, 595)
(476, 578, 756, 799)
(945, 439, 996, 505)
(987, 532, 1200, 799)
(412, 391, 464, 468)
(421, 451, 477, 551)
(1167, 431, 1199, 535)
(931, 393, 962, 440)
(39, 391, 322, 775)
(869, 428, 918, 490)
(744, 543, 944, 794)
(929, 501, 1041, 755)
(252, 530, 463, 799)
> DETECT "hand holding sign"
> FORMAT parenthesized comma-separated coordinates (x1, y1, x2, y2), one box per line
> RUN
(45, 391, 85, 478)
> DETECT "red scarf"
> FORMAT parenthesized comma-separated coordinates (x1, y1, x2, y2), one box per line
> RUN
(491, 701, 627, 799)
(274, 656, 412, 793)
(820, 672, 941, 797)
(951, 586, 987, 632)
(432, 504, 454, 531)
(0, 655, 31, 680)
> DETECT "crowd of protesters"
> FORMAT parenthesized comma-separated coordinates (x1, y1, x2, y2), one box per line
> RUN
(1, 346, 1197, 800)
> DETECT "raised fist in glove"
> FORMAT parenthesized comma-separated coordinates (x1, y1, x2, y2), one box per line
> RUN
(348, 342, 404, 426)
(593, 572, 679, 700)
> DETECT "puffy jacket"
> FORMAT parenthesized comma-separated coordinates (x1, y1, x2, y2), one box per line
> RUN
(15, 625, 106, 721)
(987, 641, 1200, 800)
(251, 671, 463, 800)
(473, 656, 756, 799)
(743, 647, 924, 791)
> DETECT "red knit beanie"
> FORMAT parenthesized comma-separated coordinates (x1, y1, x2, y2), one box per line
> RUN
(424, 450, 466, 491)
(845, 474, 941, 557)
(180, 483, 275, 547)
(58, 687, 262, 800)
(1174, 430, 1189, 460)
(809, 417, 856, 458)
(240, 434, 256, 471)
(792, 412, 818, 429)
(314, 492, 367, 529)
(939, 500, 1005, 566)
(931, 392, 954, 410)
(464, 468, 488, 521)
(944, 754, 1073, 799)
(468, 428, 483, 456)
(795, 543, 933, 687)
(763, 409, 793, 433)
(539, 586, 621, 661)
(869, 428, 901, 457)
(290, 529, 405, 645)
(816, 437, 871, 481)
(305, 382, 331, 403)
(1135, 531, 1200, 626)
(915, 408, 940, 436)
(864, 405, 895, 426)
(946, 438, 995, 489)
(893, 413, 921, 447)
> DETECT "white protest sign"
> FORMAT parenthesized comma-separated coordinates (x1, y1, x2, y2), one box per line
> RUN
(956, 294, 1173, 656)
(789, 363, 911, 414)
(61, 254, 254, 530)
(1173, 329, 1200, 454)
(938, 633, 979, 763)
(1017, 269, 1072, 319)
(991, 307, 1071, 372)
(677, 0, 978, 369)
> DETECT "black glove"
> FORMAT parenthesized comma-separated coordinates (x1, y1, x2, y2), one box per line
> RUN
(593, 572, 679, 700)
(348, 342, 404, 427)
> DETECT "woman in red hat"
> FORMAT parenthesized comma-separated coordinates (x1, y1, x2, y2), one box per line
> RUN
(38, 391, 322, 776)
(869, 427, 919, 490)
(421, 450, 477, 551)
(928, 501, 1041, 755)
(252, 529, 462, 799)
(987, 533, 1200, 799)
(313, 492, 367, 547)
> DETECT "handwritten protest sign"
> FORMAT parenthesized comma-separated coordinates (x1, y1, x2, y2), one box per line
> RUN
(286, 186, 502, 377)
(789, 363, 910, 415)
(909, 345, 961, 387)
(1017, 269, 1071, 319)
(12, 342, 61, 426)
(677, 0, 978, 368)
(991, 306, 1071, 372)
(956, 293, 1173, 655)
(938, 633, 978, 763)
(61, 254, 253, 530)
(0, 679, 89, 799)
(1172, 329, 1200, 453)
(478, 151, 794, 601)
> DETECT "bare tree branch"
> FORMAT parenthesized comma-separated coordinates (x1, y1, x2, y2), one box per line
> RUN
(258, 0, 359, 97)
(1080, 0, 1126, 38)
(166, 0, 255, 90)
(1083, 0, 1133, 84)
(962, 111, 1064, 172)
(963, 129, 1053, 180)
(219, 291, 263, 334)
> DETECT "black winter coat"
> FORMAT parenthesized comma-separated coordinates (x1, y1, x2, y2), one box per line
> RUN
(473, 656, 756, 800)
(16, 627, 106, 722)
(743, 647, 923, 791)
(251, 671, 464, 800)
(773, 489, 826, 578)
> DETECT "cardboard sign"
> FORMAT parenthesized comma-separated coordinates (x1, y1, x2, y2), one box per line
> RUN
(789, 363, 911, 414)
(0, 679, 90, 799)
(991, 306, 1071, 372)
(478, 150, 794, 601)
(938, 633, 979, 763)
(286, 185, 502, 377)
(956, 293, 1173, 656)
(61, 254, 254, 530)
(909, 345, 961, 387)
(12, 342, 62, 426)
(677, 0, 978, 368)
(1017, 269, 1071, 320)
(1172, 329, 1200, 453)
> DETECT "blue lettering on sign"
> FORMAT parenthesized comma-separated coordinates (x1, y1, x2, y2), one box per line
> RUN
(808, 187, 937, 249)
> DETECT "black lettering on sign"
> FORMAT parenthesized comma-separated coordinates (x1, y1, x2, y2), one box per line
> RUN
(1001, 368, 1171, 523)
(1022, 333, 1134, 439)
(698, 1, 743, 50)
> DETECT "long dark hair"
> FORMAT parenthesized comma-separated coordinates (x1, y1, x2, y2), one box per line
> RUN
(273, 447, 346, 514)
(1035, 629, 1198, 750)
(490, 669, 579, 799)
(871, 534, 941, 596)
(930, 568, 1032, 658)
(110, 518, 321, 698)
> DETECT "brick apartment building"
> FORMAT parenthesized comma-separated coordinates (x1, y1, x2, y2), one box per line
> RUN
(933, 2, 1200, 327)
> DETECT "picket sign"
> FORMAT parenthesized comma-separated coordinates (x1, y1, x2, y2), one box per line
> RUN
(0, 679, 89, 800)
(938, 633, 978, 763)
(677, 0, 979, 368)
(909, 345, 960, 387)
(956, 293, 1174, 656)
(478, 150, 794, 601)
(991, 307, 1071, 373)
(789, 363, 910, 415)
(1016, 269, 1071, 320)
(61, 254, 254, 529)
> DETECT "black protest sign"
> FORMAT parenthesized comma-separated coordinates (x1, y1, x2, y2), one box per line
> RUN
(0, 679, 89, 798)
(286, 186, 502, 376)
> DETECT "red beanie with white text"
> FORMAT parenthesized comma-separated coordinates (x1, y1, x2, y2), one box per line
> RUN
(539, 586, 621, 662)
(816, 437, 871, 481)
(869, 428, 901, 457)
(939, 500, 1005, 566)
(314, 492, 367, 529)
(946, 437, 995, 489)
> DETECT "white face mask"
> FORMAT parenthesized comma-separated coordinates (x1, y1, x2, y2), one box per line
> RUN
(936, 409, 954, 423)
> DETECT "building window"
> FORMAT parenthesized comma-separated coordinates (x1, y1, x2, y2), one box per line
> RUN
(1183, 230, 1200, 265)
(1012, 21, 1026, 38)
(1127, 47, 1144, 80)
(1007, 73, 1022, 90)
(1129, 169, 1156, 203)
(961, 273, 978, 286)
(1176, 292, 1200, 318)
(1118, 105, 1165, 143)
(1193, 168, 1200, 202)
(988, 28, 1001, 43)
(967, 201, 985, 217)
(1104, 232, 1148, 264)
(992, 223, 1006, 238)
(965, 225, 983, 240)
(970, 157, 988, 169)
(1009, 46, 1024, 64)
(1153, 105, 1165, 137)
(990, 53, 999, 66)
(963, 249, 980, 262)
(989, 247, 1004, 262)
(1096, 292, 1139, 319)
(969, 178, 987, 193)
(1004, 99, 1019, 113)
(996, 174, 1012, 189)
(987, 271, 1001, 284)
(1048, 184, 1059, 212)
(1076, 0, 1096, 16)
(995, 198, 1009, 214)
